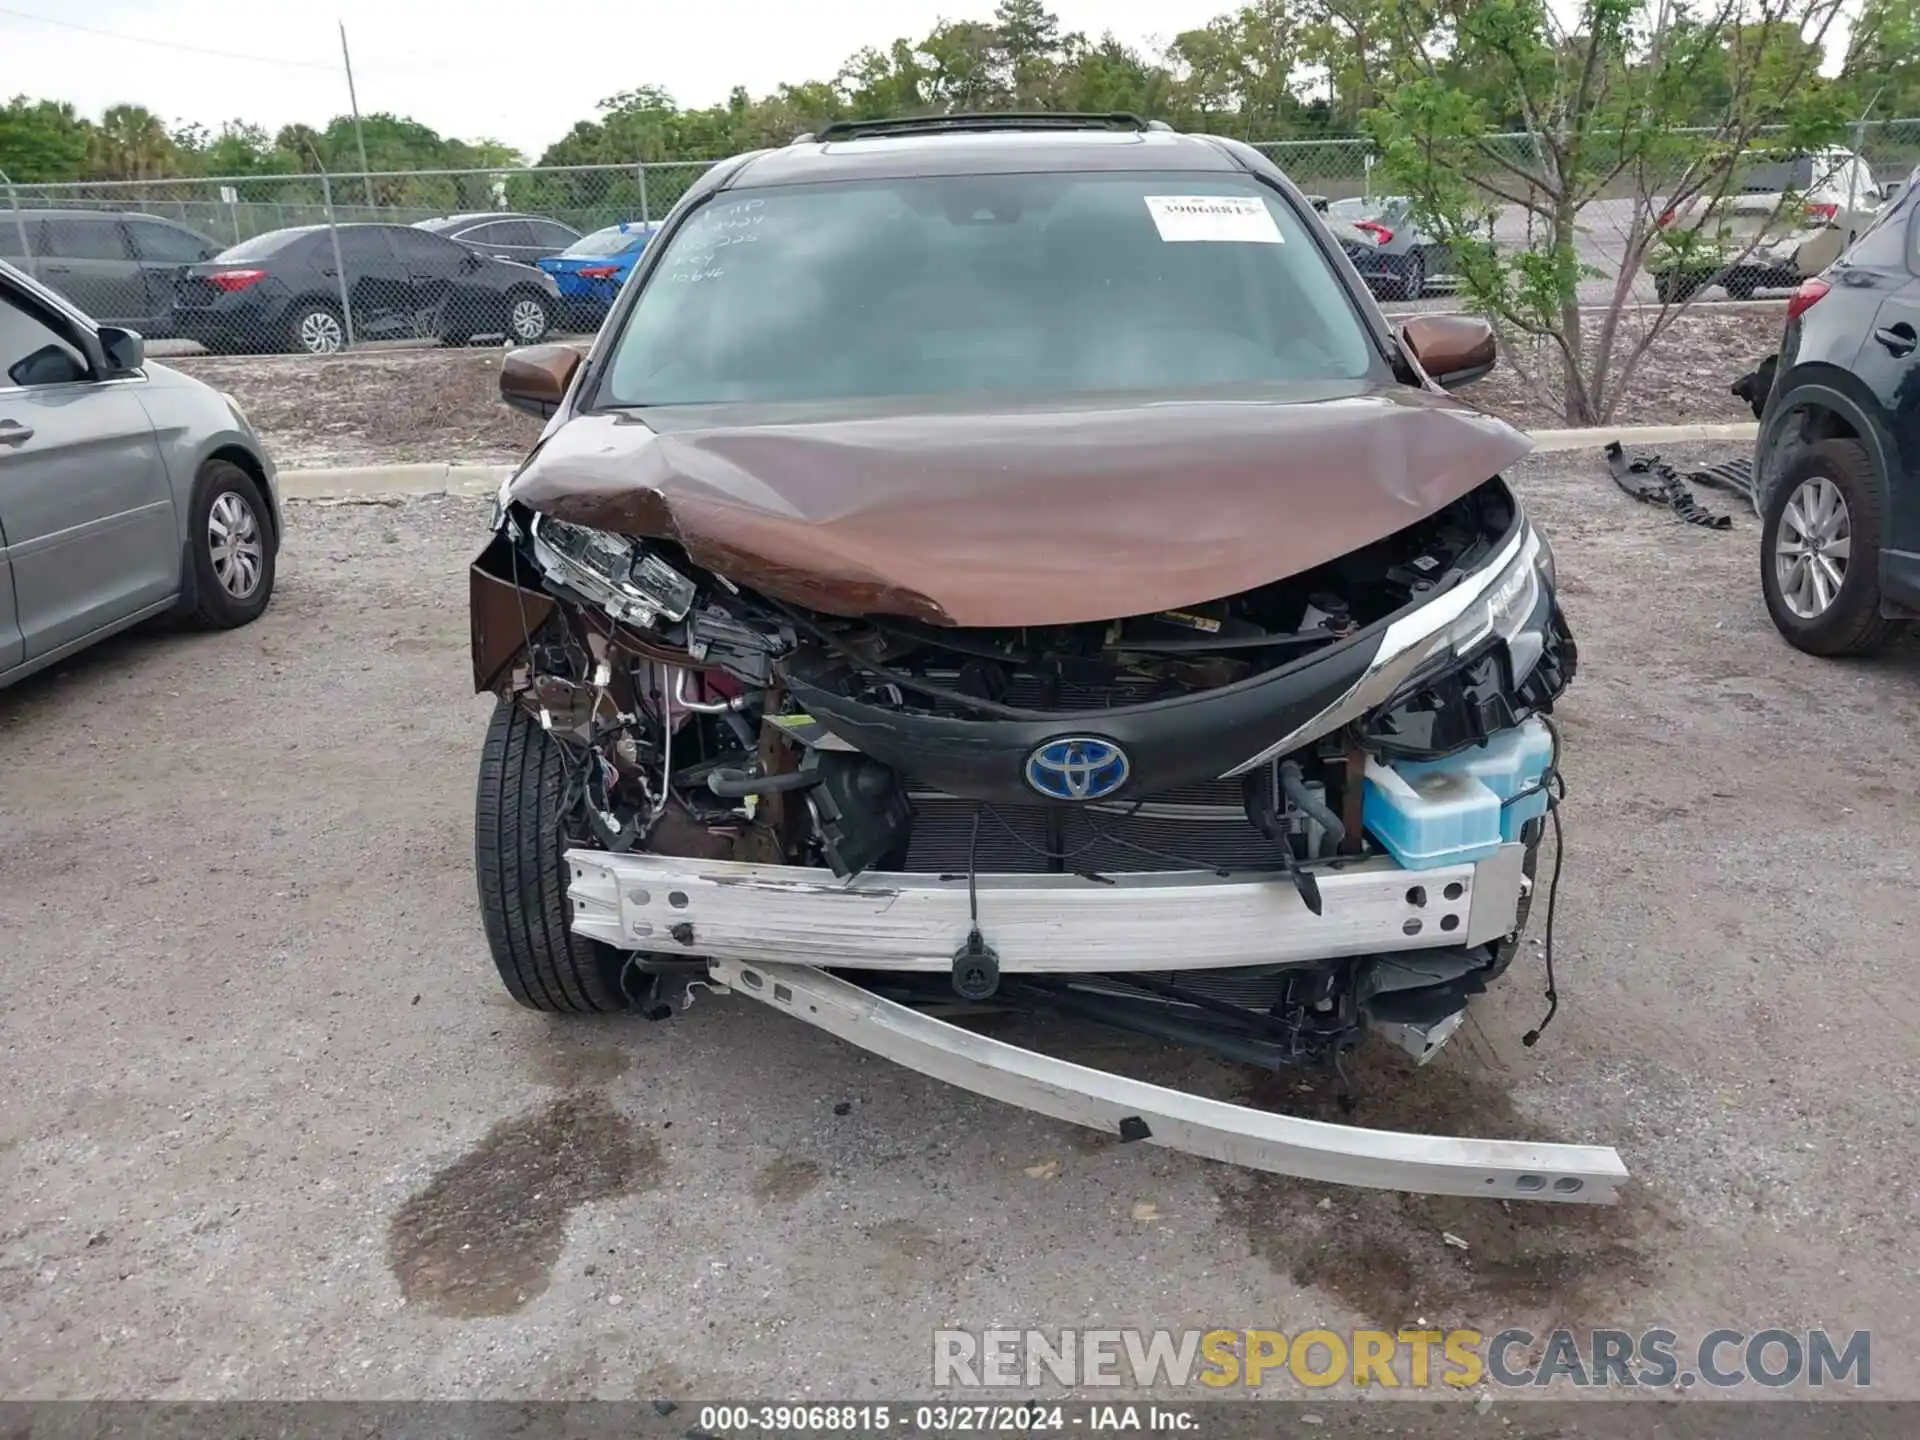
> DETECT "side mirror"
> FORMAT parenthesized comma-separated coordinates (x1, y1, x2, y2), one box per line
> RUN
(1400, 315, 1497, 389)
(500, 343, 581, 418)
(97, 326, 146, 375)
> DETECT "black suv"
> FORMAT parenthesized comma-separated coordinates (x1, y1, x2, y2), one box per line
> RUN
(1754, 163, 1920, 655)
(0, 209, 221, 336)
(169, 222, 562, 354)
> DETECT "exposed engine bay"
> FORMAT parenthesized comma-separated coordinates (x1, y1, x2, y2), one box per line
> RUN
(472, 470, 1575, 1082)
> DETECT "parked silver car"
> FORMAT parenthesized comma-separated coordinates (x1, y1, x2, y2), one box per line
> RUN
(0, 258, 281, 689)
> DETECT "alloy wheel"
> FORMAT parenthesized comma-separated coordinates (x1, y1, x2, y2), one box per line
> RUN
(1774, 474, 1852, 620)
(208, 490, 265, 599)
(509, 298, 548, 342)
(298, 310, 344, 354)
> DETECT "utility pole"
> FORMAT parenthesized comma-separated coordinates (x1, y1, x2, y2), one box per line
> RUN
(339, 22, 376, 209)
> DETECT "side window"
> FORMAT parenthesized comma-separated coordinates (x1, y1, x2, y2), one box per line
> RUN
(0, 287, 90, 388)
(474, 220, 535, 248)
(126, 220, 213, 264)
(389, 228, 463, 268)
(1837, 171, 1918, 271)
(527, 221, 578, 247)
(336, 228, 396, 267)
(37, 217, 134, 261)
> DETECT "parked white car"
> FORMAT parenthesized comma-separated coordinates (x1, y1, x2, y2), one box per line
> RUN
(1648, 146, 1892, 301)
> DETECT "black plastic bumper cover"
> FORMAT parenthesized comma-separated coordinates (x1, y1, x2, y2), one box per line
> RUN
(784, 633, 1383, 806)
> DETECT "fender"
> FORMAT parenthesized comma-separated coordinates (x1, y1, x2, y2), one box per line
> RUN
(1762, 365, 1909, 551)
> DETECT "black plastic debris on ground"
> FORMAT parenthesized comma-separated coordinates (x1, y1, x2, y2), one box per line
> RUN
(1604, 442, 1755, 530)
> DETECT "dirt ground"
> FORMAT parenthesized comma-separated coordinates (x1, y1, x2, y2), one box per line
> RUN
(165, 308, 1784, 471)
(2, 446, 1915, 1412)
(171, 347, 545, 470)
(1468, 305, 1784, 429)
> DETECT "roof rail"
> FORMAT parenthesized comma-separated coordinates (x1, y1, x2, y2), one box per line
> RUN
(805, 112, 1165, 144)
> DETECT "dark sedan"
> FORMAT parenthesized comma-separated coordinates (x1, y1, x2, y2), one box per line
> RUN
(1327, 196, 1452, 300)
(1752, 163, 1920, 655)
(415, 213, 582, 265)
(168, 223, 562, 354)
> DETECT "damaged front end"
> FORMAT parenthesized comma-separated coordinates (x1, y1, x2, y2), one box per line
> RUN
(471, 464, 1622, 1203)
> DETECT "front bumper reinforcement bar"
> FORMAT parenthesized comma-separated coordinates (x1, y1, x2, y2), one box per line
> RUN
(705, 957, 1630, 1204)
(566, 845, 1528, 972)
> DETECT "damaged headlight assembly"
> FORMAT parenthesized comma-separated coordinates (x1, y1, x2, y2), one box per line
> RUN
(1431, 522, 1554, 683)
(528, 513, 698, 628)
(1225, 515, 1560, 778)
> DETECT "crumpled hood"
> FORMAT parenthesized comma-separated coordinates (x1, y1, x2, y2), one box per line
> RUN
(507, 386, 1533, 628)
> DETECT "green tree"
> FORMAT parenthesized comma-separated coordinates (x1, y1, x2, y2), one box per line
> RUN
(1371, 0, 1848, 424)
(918, 21, 1008, 109)
(993, 0, 1064, 102)
(1299, 0, 1392, 127)
(87, 103, 178, 180)
(0, 96, 94, 182)
(1056, 34, 1176, 116)
(1839, 0, 1920, 118)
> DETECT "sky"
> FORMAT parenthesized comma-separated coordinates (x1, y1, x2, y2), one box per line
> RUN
(0, 0, 1250, 159)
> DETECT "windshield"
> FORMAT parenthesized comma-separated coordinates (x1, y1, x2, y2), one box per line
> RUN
(567, 225, 652, 258)
(598, 172, 1373, 407)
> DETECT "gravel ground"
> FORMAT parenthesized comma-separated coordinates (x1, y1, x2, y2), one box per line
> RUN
(165, 308, 1784, 472)
(2, 450, 1917, 1410)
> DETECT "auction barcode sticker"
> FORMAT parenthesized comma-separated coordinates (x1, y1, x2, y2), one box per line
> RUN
(1144, 194, 1284, 243)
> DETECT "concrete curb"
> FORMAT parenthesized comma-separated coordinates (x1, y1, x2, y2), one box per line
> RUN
(1380, 298, 1786, 319)
(278, 422, 1759, 500)
(280, 463, 512, 500)
(1527, 421, 1757, 453)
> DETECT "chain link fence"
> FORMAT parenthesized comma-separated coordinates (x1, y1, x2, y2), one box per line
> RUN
(2, 161, 714, 355)
(5, 120, 1918, 354)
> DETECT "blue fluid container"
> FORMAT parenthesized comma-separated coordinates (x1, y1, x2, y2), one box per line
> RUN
(1364, 718, 1555, 869)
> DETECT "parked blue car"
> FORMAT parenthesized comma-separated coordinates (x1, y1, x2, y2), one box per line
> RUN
(538, 222, 659, 329)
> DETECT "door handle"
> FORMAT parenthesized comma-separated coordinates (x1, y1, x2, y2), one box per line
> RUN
(0, 420, 34, 446)
(42, 264, 71, 274)
(1874, 324, 1917, 358)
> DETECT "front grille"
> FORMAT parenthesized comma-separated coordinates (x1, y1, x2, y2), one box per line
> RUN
(889, 671, 1291, 873)
(900, 784, 1285, 876)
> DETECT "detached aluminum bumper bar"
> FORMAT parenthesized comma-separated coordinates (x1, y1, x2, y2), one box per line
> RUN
(705, 957, 1629, 1204)
(565, 844, 1528, 972)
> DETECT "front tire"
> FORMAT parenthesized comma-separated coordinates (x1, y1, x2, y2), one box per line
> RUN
(1759, 438, 1901, 656)
(186, 460, 275, 629)
(475, 700, 634, 1012)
